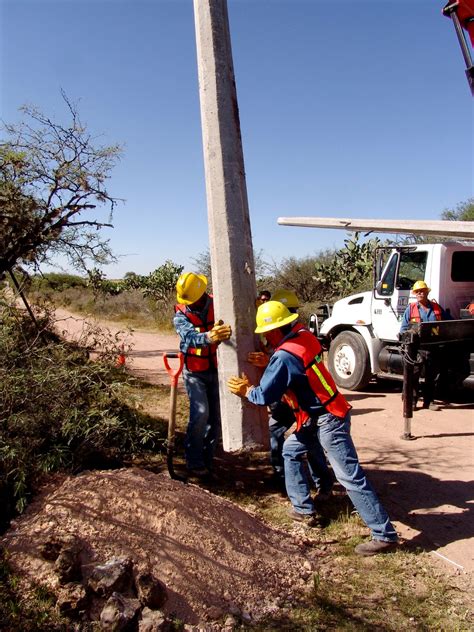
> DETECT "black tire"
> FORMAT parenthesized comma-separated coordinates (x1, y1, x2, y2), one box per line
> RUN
(327, 331, 372, 391)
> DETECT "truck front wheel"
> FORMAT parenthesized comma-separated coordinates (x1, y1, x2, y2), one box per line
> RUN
(327, 331, 372, 391)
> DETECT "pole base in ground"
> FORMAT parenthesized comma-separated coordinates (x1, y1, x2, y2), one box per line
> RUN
(401, 415, 416, 441)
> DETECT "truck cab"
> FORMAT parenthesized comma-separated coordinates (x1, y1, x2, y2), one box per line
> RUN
(318, 242, 474, 390)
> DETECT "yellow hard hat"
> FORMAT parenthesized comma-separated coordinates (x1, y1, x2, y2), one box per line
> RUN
(176, 272, 207, 305)
(412, 280, 430, 292)
(255, 300, 298, 333)
(272, 288, 299, 309)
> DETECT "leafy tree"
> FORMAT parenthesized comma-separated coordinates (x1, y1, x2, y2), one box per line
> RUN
(313, 233, 385, 301)
(124, 271, 139, 281)
(86, 260, 184, 305)
(139, 260, 184, 303)
(87, 267, 123, 295)
(441, 198, 474, 221)
(270, 251, 335, 303)
(0, 93, 122, 277)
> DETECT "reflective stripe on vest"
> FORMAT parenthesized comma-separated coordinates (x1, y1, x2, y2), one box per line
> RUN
(175, 299, 217, 372)
(409, 300, 442, 323)
(277, 325, 352, 428)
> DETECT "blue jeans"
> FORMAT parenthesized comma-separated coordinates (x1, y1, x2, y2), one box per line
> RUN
(283, 412, 397, 542)
(272, 401, 334, 492)
(269, 400, 295, 476)
(183, 368, 221, 470)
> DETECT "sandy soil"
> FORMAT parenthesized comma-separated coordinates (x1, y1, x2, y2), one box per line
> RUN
(345, 384, 474, 577)
(2, 309, 473, 625)
(3, 468, 323, 625)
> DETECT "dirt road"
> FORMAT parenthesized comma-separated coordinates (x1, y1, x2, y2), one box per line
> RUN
(54, 309, 474, 578)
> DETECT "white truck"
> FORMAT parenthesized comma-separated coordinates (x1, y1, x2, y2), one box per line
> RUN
(314, 241, 474, 391)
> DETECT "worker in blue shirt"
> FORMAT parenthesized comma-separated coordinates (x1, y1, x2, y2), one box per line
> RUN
(174, 272, 231, 476)
(400, 280, 450, 410)
(228, 301, 398, 556)
(400, 280, 449, 333)
(248, 289, 333, 498)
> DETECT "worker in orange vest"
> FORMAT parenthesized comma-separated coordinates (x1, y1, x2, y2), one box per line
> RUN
(248, 289, 333, 498)
(228, 301, 398, 556)
(400, 280, 450, 411)
(174, 272, 231, 477)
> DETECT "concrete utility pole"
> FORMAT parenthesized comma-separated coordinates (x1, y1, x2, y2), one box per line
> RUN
(193, 0, 268, 451)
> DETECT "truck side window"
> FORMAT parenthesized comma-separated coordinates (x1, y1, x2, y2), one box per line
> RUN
(397, 252, 427, 289)
(451, 252, 474, 282)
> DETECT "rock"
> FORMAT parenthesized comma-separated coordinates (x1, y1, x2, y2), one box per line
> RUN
(138, 607, 168, 632)
(40, 536, 63, 561)
(223, 614, 237, 630)
(56, 582, 88, 616)
(88, 557, 133, 597)
(206, 605, 224, 620)
(241, 610, 252, 623)
(100, 592, 141, 631)
(135, 571, 167, 609)
(54, 538, 82, 584)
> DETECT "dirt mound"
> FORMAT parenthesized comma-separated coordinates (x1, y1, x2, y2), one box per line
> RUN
(2, 468, 320, 626)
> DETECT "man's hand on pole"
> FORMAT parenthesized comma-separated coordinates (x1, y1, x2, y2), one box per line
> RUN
(247, 351, 269, 368)
(207, 320, 232, 343)
(227, 373, 252, 398)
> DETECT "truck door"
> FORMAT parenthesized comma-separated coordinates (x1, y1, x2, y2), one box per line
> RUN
(373, 248, 428, 341)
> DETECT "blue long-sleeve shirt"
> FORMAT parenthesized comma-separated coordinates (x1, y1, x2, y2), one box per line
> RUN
(173, 295, 213, 354)
(247, 349, 328, 418)
(399, 300, 450, 333)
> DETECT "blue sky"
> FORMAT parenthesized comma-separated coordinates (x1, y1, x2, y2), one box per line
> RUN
(1, 0, 473, 278)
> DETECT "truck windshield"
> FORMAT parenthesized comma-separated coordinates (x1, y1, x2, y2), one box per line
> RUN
(397, 251, 428, 289)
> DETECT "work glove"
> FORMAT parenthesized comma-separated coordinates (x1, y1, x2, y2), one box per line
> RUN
(207, 320, 232, 344)
(247, 351, 269, 368)
(227, 373, 252, 398)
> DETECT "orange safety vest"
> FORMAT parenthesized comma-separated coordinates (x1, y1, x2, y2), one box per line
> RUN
(175, 299, 217, 372)
(409, 300, 442, 324)
(276, 325, 352, 429)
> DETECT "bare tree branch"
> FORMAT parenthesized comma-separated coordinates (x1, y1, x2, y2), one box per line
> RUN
(0, 94, 123, 275)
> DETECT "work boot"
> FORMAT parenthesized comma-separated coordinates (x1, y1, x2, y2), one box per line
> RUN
(288, 509, 321, 527)
(354, 539, 398, 556)
(423, 402, 441, 411)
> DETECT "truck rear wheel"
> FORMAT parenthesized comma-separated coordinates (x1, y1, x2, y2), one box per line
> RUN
(328, 331, 372, 391)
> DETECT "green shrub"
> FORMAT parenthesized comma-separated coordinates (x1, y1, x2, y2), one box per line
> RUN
(30, 273, 87, 292)
(0, 305, 165, 530)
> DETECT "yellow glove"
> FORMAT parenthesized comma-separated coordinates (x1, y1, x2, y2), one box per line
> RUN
(227, 373, 252, 398)
(247, 351, 269, 368)
(208, 321, 232, 343)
